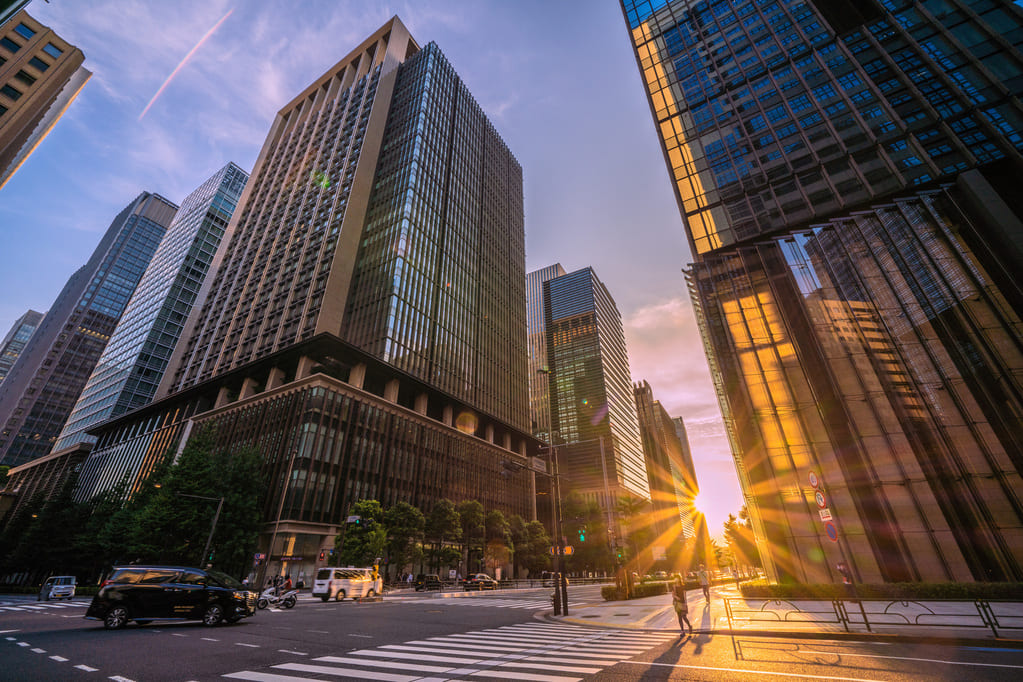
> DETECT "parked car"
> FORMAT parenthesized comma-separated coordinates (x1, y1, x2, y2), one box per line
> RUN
(39, 575, 76, 601)
(311, 567, 383, 601)
(463, 573, 498, 591)
(414, 574, 443, 591)
(85, 565, 256, 629)
(653, 571, 669, 581)
(540, 571, 569, 588)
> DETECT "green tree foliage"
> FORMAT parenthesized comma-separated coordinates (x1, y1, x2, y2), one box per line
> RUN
(0, 464, 9, 488)
(724, 506, 761, 569)
(508, 514, 527, 578)
(383, 501, 424, 580)
(457, 500, 485, 573)
(339, 499, 386, 567)
(2, 476, 88, 580)
(562, 493, 613, 573)
(520, 520, 552, 577)
(424, 499, 460, 573)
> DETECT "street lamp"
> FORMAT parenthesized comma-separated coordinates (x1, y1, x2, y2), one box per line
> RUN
(537, 368, 568, 616)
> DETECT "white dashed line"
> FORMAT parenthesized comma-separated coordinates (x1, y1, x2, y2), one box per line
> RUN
(17, 641, 29, 647)
(278, 649, 308, 655)
(109, 676, 136, 681)
(75, 664, 98, 672)
(172, 633, 188, 637)
(31, 647, 46, 653)
(201, 637, 219, 642)
(235, 643, 260, 648)
(51, 655, 69, 662)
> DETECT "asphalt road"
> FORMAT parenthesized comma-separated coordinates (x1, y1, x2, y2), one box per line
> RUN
(2, 587, 1023, 681)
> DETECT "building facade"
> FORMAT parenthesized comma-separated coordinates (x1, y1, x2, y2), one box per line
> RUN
(634, 380, 699, 553)
(622, 0, 1023, 582)
(526, 263, 567, 441)
(0, 10, 90, 190)
(541, 266, 650, 514)
(0, 309, 42, 386)
(0, 192, 176, 467)
(53, 163, 248, 456)
(76, 18, 536, 583)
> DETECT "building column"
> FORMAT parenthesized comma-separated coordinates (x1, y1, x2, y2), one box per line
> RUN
(503, 433, 512, 450)
(485, 424, 494, 443)
(348, 363, 366, 390)
(414, 393, 428, 415)
(239, 377, 259, 400)
(266, 367, 287, 390)
(443, 405, 453, 427)
(384, 379, 399, 403)
(296, 356, 317, 380)
(214, 386, 232, 409)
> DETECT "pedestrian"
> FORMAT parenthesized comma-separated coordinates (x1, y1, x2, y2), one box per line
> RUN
(731, 565, 740, 589)
(698, 564, 710, 602)
(283, 574, 293, 591)
(406, 573, 413, 588)
(672, 574, 692, 635)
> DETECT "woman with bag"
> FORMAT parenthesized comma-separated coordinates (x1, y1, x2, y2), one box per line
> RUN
(672, 574, 692, 635)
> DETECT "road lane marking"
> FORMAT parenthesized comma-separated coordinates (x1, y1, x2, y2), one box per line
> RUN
(31, 647, 45, 653)
(620, 660, 884, 681)
(306, 630, 329, 633)
(224, 672, 323, 681)
(172, 633, 187, 637)
(467, 670, 580, 682)
(201, 637, 219, 641)
(235, 642, 260, 647)
(109, 676, 136, 681)
(275, 663, 417, 681)
(75, 664, 99, 671)
(0, 630, 19, 634)
(315, 656, 451, 673)
(277, 649, 307, 655)
(50, 655, 69, 661)
(17, 641, 29, 646)
(348, 633, 373, 637)
(799, 649, 1023, 670)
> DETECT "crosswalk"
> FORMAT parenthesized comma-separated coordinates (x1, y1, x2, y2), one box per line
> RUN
(0, 599, 91, 613)
(223, 621, 675, 681)
(418, 597, 582, 611)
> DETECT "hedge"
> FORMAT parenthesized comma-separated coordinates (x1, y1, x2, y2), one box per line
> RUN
(740, 579, 1023, 601)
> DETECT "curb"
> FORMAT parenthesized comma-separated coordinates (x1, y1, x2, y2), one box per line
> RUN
(535, 611, 1023, 649)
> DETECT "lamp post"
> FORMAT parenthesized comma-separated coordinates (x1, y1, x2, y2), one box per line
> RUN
(178, 493, 225, 567)
(537, 368, 568, 616)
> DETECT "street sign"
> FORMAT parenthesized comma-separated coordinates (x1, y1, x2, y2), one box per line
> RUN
(815, 491, 827, 508)
(819, 508, 833, 522)
(824, 521, 838, 542)
(253, 553, 266, 560)
(808, 471, 819, 488)
(548, 546, 575, 556)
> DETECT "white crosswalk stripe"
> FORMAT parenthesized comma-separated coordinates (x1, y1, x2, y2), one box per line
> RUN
(415, 597, 583, 610)
(223, 622, 675, 681)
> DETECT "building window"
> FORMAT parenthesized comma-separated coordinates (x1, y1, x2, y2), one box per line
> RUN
(0, 104, 7, 117)
(15, 70, 36, 87)
(14, 23, 35, 40)
(0, 36, 20, 52)
(42, 42, 63, 59)
(28, 56, 49, 72)
(0, 84, 22, 101)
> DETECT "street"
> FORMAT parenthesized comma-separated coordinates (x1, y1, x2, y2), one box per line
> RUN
(2, 585, 1023, 681)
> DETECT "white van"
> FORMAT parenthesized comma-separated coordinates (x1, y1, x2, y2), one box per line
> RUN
(312, 567, 382, 601)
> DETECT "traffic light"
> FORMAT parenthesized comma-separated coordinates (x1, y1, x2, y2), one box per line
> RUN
(319, 550, 326, 561)
(578, 528, 586, 542)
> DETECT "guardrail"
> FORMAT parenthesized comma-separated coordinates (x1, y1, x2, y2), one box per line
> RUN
(722, 597, 1023, 638)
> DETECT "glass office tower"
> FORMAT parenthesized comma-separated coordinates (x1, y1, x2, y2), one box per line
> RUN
(54, 163, 248, 455)
(526, 263, 567, 441)
(623, 0, 1023, 582)
(0, 192, 176, 466)
(544, 267, 649, 504)
(0, 309, 42, 386)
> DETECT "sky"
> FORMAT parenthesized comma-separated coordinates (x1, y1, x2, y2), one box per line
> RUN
(0, 0, 743, 534)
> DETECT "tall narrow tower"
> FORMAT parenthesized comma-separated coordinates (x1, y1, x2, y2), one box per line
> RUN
(622, 0, 1023, 582)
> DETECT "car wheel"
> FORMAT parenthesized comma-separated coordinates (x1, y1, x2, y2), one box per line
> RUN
(320, 596, 329, 602)
(104, 606, 129, 630)
(203, 604, 224, 626)
(366, 589, 375, 598)
(335, 589, 346, 602)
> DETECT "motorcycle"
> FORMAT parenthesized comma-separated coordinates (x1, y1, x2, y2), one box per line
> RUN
(257, 586, 297, 610)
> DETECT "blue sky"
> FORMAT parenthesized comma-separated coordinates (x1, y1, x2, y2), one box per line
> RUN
(0, 0, 741, 533)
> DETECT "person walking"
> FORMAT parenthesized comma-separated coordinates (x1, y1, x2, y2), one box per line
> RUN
(672, 575, 692, 635)
(698, 564, 710, 602)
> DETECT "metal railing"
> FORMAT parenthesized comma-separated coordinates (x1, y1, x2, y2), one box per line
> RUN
(723, 597, 1023, 638)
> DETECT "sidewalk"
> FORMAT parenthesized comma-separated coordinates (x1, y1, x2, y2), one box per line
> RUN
(547, 584, 1023, 649)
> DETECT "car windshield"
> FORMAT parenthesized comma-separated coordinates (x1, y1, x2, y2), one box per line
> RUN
(205, 569, 243, 589)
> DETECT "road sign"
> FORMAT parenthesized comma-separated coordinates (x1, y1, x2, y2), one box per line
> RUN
(815, 490, 827, 508)
(253, 553, 266, 560)
(824, 521, 838, 542)
(819, 508, 833, 522)
(549, 546, 575, 556)
(808, 471, 819, 488)
(530, 457, 548, 474)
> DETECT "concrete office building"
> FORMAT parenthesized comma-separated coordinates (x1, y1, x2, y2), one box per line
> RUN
(534, 266, 649, 519)
(622, 0, 1023, 582)
(0, 10, 90, 190)
(634, 380, 699, 555)
(55, 164, 248, 470)
(75, 18, 536, 583)
(0, 192, 175, 467)
(0, 309, 42, 386)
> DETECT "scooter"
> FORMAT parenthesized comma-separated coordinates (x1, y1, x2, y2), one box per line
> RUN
(257, 586, 297, 610)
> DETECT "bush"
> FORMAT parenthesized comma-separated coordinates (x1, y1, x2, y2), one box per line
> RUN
(601, 581, 671, 600)
(740, 580, 1023, 601)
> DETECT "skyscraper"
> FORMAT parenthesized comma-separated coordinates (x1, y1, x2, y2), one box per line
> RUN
(535, 266, 649, 513)
(634, 380, 699, 553)
(622, 0, 1023, 582)
(73, 17, 535, 582)
(0, 309, 42, 386)
(0, 10, 90, 190)
(54, 163, 248, 458)
(0, 192, 176, 467)
(526, 263, 567, 441)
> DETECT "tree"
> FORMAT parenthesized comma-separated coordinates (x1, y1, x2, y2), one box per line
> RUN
(724, 506, 761, 573)
(508, 514, 528, 578)
(339, 499, 386, 567)
(520, 520, 552, 577)
(457, 500, 485, 574)
(384, 501, 424, 580)
(424, 499, 460, 574)
(484, 510, 511, 577)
